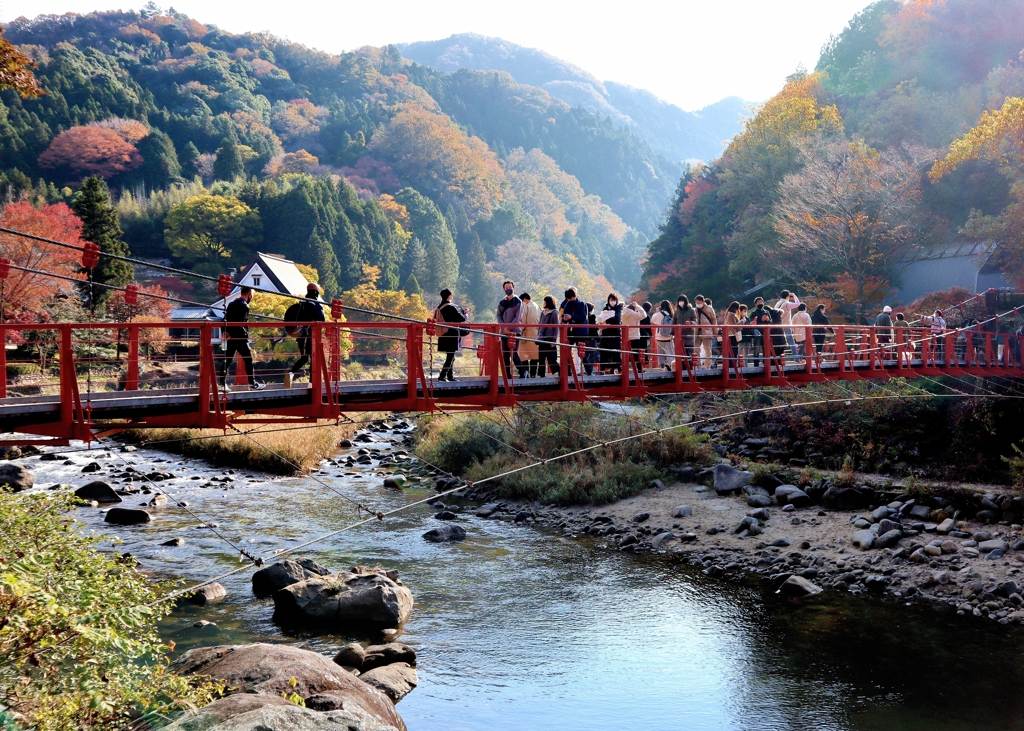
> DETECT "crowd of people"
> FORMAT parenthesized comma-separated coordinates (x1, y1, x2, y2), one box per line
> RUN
(430, 283, 1024, 381)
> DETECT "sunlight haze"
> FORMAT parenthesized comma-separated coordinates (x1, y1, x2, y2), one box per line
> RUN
(2, 0, 875, 110)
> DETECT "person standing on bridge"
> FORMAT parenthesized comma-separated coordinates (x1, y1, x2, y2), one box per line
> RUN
(651, 300, 675, 371)
(694, 295, 717, 369)
(749, 297, 772, 368)
(774, 290, 802, 360)
(517, 292, 541, 377)
(435, 288, 466, 382)
(287, 282, 326, 387)
(791, 303, 812, 362)
(811, 304, 832, 357)
(672, 295, 696, 369)
(538, 295, 560, 376)
(918, 309, 947, 364)
(875, 305, 894, 358)
(220, 286, 266, 392)
(497, 280, 524, 379)
(559, 287, 588, 374)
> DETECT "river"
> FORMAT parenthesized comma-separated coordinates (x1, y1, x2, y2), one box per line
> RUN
(33, 427, 1024, 731)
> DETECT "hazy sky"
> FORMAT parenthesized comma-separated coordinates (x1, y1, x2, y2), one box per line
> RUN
(1, 0, 875, 110)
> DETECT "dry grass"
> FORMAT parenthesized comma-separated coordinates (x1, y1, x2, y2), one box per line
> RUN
(122, 419, 360, 474)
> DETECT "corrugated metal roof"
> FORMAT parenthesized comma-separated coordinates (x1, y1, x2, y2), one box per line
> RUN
(170, 307, 221, 321)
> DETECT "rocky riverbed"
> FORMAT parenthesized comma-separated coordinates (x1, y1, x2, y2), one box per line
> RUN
(456, 463, 1024, 626)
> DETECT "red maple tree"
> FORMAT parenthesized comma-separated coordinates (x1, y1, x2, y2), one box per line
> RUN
(37, 126, 143, 179)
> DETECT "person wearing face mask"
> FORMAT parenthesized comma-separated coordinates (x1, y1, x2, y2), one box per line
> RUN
(693, 295, 717, 369)
(620, 301, 646, 373)
(672, 295, 696, 368)
(496, 280, 525, 378)
(650, 300, 675, 371)
(559, 287, 589, 374)
(598, 293, 623, 373)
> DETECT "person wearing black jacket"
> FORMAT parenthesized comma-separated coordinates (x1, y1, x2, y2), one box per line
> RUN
(220, 286, 265, 391)
(289, 282, 327, 380)
(435, 288, 467, 382)
(599, 294, 623, 373)
(811, 304, 832, 356)
(748, 297, 771, 368)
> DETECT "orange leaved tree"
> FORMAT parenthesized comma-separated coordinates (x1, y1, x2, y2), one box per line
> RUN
(0, 201, 86, 317)
(38, 126, 143, 180)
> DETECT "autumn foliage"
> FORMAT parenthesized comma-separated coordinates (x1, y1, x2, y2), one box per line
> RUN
(0, 201, 86, 315)
(37, 126, 143, 179)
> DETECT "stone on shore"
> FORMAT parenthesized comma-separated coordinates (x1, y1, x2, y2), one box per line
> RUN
(475, 503, 500, 517)
(104, 507, 152, 525)
(874, 529, 903, 549)
(936, 518, 956, 534)
(979, 539, 1009, 554)
(252, 558, 331, 597)
(821, 485, 874, 511)
(74, 480, 121, 503)
(852, 530, 875, 550)
(273, 570, 413, 629)
(0, 463, 33, 492)
(747, 494, 773, 508)
(170, 643, 405, 729)
(671, 505, 692, 518)
(360, 663, 418, 703)
(422, 525, 466, 543)
(777, 575, 822, 598)
(161, 693, 401, 731)
(333, 642, 367, 669)
(362, 643, 417, 671)
(650, 531, 677, 548)
(774, 485, 810, 507)
(711, 465, 753, 495)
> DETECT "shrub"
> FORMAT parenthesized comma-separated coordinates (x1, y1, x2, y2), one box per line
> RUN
(416, 403, 714, 505)
(1006, 442, 1024, 489)
(0, 491, 222, 730)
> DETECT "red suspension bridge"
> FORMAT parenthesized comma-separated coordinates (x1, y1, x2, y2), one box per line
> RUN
(0, 224, 1020, 446)
(0, 317, 1020, 447)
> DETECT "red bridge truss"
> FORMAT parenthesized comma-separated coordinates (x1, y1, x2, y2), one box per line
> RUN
(0, 319, 1020, 448)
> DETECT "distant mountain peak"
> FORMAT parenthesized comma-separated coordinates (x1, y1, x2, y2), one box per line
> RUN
(398, 34, 749, 163)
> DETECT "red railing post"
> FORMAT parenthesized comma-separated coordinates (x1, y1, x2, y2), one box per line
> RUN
(720, 325, 731, 384)
(311, 325, 323, 416)
(488, 325, 500, 405)
(198, 323, 213, 423)
(559, 324, 570, 400)
(58, 325, 75, 436)
(674, 325, 684, 389)
(0, 325, 7, 399)
(406, 324, 420, 405)
(331, 323, 342, 383)
(126, 324, 139, 390)
(620, 326, 630, 391)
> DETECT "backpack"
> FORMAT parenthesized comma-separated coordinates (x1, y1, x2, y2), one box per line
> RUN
(656, 312, 673, 339)
(284, 301, 304, 337)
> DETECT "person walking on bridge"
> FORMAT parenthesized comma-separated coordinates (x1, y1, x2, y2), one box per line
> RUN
(287, 282, 326, 386)
(220, 286, 266, 392)
(497, 280, 524, 379)
(435, 288, 466, 382)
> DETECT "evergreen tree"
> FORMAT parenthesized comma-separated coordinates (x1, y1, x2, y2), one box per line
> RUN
(400, 235, 426, 287)
(395, 187, 459, 296)
(404, 272, 422, 298)
(212, 136, 244, 181)
(458, 232, 492, 319)
(179, 141, 202, 180)
(134, 129, 181, 189)
(73, 176, 133, 308)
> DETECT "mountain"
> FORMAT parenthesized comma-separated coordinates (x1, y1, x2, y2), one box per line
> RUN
(636, 0, 1024, 320)
(398, 33, 748, 163)
(0, 10, 675, 307)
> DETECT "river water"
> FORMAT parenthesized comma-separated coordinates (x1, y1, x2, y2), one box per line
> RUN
(33, 428, 1024, 731)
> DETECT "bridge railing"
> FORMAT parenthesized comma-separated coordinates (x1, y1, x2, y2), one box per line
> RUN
(0, 319, 1019, 443)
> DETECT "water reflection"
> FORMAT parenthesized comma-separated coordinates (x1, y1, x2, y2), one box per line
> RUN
(33, 439, 1024, 731)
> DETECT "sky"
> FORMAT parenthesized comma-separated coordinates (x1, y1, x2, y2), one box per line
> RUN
(1, 0, 876, 110)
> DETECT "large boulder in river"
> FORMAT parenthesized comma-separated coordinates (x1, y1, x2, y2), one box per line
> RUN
(0, 463, 33, 492)
(362, 643, 417, 671)
(161, 693, 402, 731)
(252, 558, 331, 597)
(273, 570, 413, 629)
(710, 464, 753, 495)
(104, 507, 152, 525)
(422, 525, 466, 543)
(170, 643, 405, 730)
(821, 485, 875, 511)
(777, 575, 822, 598)
(74, 480, 121, 504)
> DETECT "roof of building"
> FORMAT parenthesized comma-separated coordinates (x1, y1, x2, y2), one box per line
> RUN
(170, 307, 222, 321)
(239, 252, 310, 297)
(897, 241, 998, 263)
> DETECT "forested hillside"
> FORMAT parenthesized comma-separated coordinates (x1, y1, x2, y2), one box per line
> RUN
(399, 33, 747, 163)
(0, 8, 672, 316)
(638, 0, 1024, 321)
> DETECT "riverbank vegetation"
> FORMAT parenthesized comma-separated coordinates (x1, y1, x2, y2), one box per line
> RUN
(684, 378, 1024, 485)
(122, 420, 357, 473)
(415, 403, 714, 505)
(0, 491, 222, 731)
